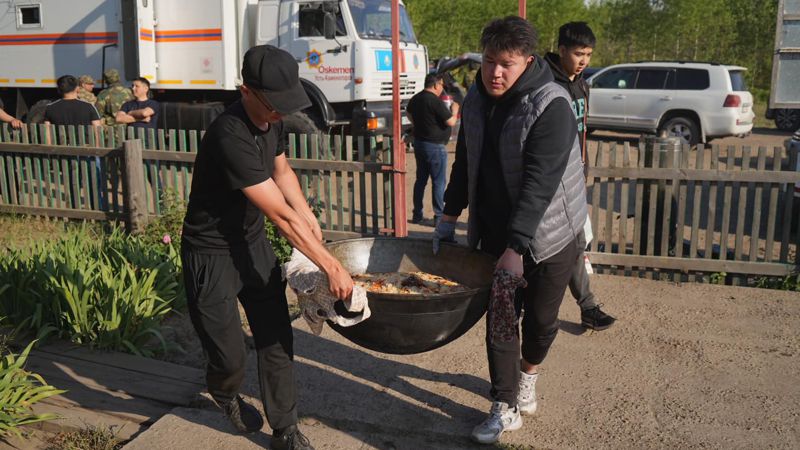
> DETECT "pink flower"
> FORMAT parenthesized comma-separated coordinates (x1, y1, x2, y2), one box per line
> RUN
(162, 234, 172, 245)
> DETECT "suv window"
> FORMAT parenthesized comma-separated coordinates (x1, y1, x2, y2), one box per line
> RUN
(635, 69, 670, 89)
(728, 70, 748, 91)
(668, 68, 710, 90)
(592, 68, 637, 89)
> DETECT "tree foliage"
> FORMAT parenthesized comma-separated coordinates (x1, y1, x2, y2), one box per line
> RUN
(406, 0, 778, 92)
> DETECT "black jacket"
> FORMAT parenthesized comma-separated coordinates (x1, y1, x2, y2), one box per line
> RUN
(544, 52, 590, 156)
(443, 56, 577, 255)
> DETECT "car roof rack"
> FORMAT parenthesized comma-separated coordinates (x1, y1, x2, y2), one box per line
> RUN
(634, 60, 723, 66)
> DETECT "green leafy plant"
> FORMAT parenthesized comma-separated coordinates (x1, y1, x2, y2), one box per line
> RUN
(143, 189, 186, 249)
(754, 272, 800, 292)
(0, 340, 65, 438)
(709, 272, 727, 285)
(0, 225, 183, 356)
(264, 196, 325, 264)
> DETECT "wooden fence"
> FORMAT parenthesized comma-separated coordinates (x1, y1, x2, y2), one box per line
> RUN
(0, 124, 398, 240)
(585, 138, 800, 282)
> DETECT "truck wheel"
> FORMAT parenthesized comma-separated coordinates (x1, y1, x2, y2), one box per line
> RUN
(281, 111, 323, 154)
(774, 109, 800, 132)
(658, 116, 699, 146)
(25, 99, 52, 124)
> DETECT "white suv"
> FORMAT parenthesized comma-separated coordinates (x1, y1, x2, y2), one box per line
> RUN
(586, 62, 755, 145)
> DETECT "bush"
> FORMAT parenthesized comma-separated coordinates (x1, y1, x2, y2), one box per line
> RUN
(0, 226, 184, 356)
(143, 189, 186, 250)
(46, 425, 123, 450)
(0, 339, 65, 438)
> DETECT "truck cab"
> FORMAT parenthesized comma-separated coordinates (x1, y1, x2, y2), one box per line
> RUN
(256, 0, 427, 136)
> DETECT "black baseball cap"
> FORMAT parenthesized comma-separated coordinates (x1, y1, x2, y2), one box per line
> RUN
(241, 45, 311, 115)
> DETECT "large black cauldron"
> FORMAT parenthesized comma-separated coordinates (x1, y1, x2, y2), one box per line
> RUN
(324, 237, 495, 354)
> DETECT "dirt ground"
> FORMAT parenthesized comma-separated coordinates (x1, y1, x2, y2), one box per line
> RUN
(158, 127, 800, 449)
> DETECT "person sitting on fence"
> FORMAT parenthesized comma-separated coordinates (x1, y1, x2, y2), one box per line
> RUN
(95, 68, 133, 126)
(77, 75, 97, 105)
(115, 77, 159, 131)
(181, 45, 353, 450)
(0, 98, 22, 129)
(544, 21, 616, 331)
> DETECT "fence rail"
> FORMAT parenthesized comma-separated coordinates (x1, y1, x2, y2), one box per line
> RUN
(0, 124, 399, 240)
(585, 139, 800, 282)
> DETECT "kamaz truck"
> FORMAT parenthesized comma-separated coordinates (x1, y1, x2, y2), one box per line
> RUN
(0, 0, 427, 135)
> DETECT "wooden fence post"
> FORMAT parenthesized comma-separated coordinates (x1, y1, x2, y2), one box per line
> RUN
(122, 139, 147, 233)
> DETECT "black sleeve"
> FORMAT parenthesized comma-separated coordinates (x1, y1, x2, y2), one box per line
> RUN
(43, 106, 52, 123)
(273, 120, 285, 156)
(120, 101, 133, 113)
(507, 98, 577, 252)
(433, 99, 452, 126)
(89, 103, 101, 121)
(216, 121, 270, 190)
(443, 124, 468, 216)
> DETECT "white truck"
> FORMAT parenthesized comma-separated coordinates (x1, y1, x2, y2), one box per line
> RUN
(769, 0, 800, 132)
(0, 0, 427, 135)
(770, 0, 800, 198)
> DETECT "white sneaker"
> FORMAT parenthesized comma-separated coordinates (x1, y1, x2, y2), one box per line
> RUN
(471, 401, 522, 444)
(517, 371, 538, 415)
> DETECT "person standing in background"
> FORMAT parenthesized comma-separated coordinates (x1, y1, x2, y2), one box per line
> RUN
(116, 77, 160, 130)
(96, 69, 133, 126)
(77, 75, 97, 105)
(544, 22, 616, 331)
(406, 73, 460, 226)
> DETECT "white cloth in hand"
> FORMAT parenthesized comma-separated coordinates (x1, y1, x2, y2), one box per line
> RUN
(283, 249, 370, 335)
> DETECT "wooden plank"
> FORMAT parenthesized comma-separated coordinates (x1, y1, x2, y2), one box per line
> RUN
(0, 204, 121, 220)
(779, 146, 797, 263)
(169, 129, 179, 197)
(89, 153, 100, 211)
(0, 152, 9, 204)
(14, 154, 25, 207)
(587, 166, 800, 183)
(632, 140, 645, 257)
(358, 136, 367, 233)
(605, 143, 616, 255)
(109, 154, 120, 214)
(645, 144, 661, 258)
(346, 135, 355, 232)
(733, 146, 751, 263)
(300, 134, 309, 196)
(705, 145, 719, 261)
(383, 141, 392, 234)
(24, 152, 35, 207)
(187, 130, 198, 199)
(80, 157, 91, 210)
(0, 143, 119, 157)
(24, 352, 201, 408)
(587, 252, 796, 277)
(619, 143, 631, 258)
(70, 158, 81, 210)
(335, 135, 344, 232)
(719, 147, 735, 261)
(764, 146, 782, 263)
(370, 137, 379, 234)
(749, 146, 767, 261)
(5, 154, 17, 205)
(674, 144, 690, 258)
(590, 142, 604, 253)
(660, 146, 676, 261)
(688, 146, 704, 282)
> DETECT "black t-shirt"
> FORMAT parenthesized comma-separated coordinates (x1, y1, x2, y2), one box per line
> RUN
(182, 100, 284, 250)
(407, 90, 452, 145)
(44, 99, 100, 126)
(120, 99, 160, 129)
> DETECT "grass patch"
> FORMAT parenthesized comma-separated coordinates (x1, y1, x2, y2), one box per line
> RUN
(45, 425, 124, 450)
(752, 98, 775, 130)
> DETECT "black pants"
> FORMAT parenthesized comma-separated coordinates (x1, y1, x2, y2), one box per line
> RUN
(486, 238, 579, 406)
(181, 239, 297, 431)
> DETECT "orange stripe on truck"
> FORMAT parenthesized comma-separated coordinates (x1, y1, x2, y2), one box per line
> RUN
(0, 32, 117, 45)
(154, 29, 222, 42)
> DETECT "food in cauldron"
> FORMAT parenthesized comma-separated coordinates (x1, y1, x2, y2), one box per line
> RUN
(352, 271, 470, 296)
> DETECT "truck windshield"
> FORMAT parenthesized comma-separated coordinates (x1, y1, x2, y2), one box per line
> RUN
(347, 0, 417, 43)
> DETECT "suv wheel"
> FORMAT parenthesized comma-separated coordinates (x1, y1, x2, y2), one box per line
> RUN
(659, 116, 699, 146)
(774, 109, 800, 132)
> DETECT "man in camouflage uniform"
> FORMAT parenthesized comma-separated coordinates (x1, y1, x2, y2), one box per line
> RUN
(95, 69, 133, 126)
(77, 75, 97, 104)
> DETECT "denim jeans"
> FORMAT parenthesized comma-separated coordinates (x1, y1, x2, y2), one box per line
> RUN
(412, 140, 447, 222)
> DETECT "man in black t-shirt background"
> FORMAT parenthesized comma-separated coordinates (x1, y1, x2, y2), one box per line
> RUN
(44, 75, 102, 129)
(115, 77, 160, 130)
(181, 45, 352, 450)
(406, 73, 459, 225)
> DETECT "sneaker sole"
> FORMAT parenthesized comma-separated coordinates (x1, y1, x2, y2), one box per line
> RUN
(471, 415, 523, 444)
(519, 403, 537, 416)
(581, 320, 614, 331)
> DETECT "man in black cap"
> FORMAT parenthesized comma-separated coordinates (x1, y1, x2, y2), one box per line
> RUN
(181, 45, 352, 450)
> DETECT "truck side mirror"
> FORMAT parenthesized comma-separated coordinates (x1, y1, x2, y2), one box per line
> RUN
(323, 12, 336, 40)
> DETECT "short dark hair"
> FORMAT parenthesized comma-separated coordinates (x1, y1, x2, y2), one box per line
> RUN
(424, 73, 442, 89)
(133, 77, 150, 88)
(56, 75, 78, 96)
(558, 22, 596, 49)
(480, 16, 538, 57)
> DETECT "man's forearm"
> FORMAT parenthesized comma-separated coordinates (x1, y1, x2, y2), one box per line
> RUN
(274, 167, 316, 220)
(129, 108, 154, 120)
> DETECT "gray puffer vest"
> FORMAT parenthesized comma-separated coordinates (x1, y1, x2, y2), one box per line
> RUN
(461, 82, 587, 262)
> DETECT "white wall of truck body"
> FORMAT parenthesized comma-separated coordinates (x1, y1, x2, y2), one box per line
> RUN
(0, 0, 427, 134)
